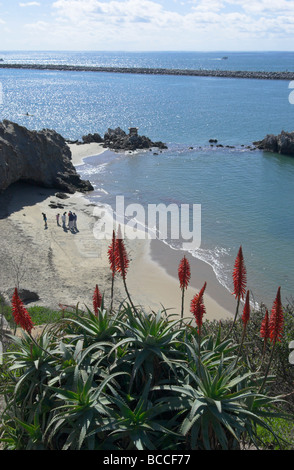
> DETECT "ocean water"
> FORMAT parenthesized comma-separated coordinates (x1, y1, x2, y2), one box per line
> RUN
(2, 50, 294, 72)
(0, 51, 294, 307)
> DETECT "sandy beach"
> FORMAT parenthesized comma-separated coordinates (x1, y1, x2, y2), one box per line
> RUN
(68, 142, 106, 166)
(0, 142, 236, 323)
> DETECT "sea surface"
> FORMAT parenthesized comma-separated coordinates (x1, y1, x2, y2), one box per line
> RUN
(0, 50, 294, 307)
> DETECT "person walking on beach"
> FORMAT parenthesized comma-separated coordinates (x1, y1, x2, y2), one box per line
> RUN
(56, 213, 60, 226)
(68, 211, 74, 231)
(73, 213, 77, 231)
(42, 212, 48, 229)
(62, 212, 66, 230)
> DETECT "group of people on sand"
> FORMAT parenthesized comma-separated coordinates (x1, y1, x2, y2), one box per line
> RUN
(42, 211, 78, 232)
(58, 211, 78, 232)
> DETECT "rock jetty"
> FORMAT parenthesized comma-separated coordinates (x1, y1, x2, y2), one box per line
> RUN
(102, 127, 167, 151)
(1, 63, 294, 80)
(81, 133, 104, 144)
(73, 127, 167, 151)
(254, 130, 294, 156)
(0, 120, 94, 194)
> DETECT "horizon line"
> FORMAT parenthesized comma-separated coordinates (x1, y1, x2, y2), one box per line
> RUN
(1, 49, 294, 53)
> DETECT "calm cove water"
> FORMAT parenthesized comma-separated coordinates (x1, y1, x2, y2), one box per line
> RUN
(0, 51, 294, 307)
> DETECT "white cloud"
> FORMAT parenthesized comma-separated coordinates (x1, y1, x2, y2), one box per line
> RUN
(234, 0, 294, 14)
(19, 2, 41, 6)
(24, 20, 48, 30)
(52, 0, 170, 24)
(12, 0, 294, 50)
(191, 1, 225, 12)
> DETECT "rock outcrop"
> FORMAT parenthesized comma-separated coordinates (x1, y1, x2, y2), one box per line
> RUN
(5, 288, 39, 304)
(81, 132, 103, 144)
(254, 131, 294, 156)
(0, 120, 94, 194)
(103, 127, 167, 151)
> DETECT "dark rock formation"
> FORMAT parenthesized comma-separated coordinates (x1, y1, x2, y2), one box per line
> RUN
(6, 288, 39, 304)
(254, 130, 294, 156)
(81, 132, 103, 144)
(0, 120, 94, 194)
(55, 192, 70, 199)
(103, 127, 167, 151)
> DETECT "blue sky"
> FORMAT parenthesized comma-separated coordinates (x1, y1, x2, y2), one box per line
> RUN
(1, 0, 294, 51)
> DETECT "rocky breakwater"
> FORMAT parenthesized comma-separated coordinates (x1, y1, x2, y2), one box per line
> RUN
(1, 64, 294, 81)
(70, 127, 167, 151)
(0, 120, 93, 194)
(102, 127, 167, 151)
(254, 130, 294, 156)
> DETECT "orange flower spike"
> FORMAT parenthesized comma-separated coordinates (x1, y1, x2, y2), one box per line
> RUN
(178, 256, 191, 290)
(269, 287, 284, 344)
(12, 288, 34, 334)
(260, 309, 270, 341)
(93, 284, 102, 316)
(115, 225, 129, 280)
(232, 246, 247, 300)
(190, 282, 207, 334)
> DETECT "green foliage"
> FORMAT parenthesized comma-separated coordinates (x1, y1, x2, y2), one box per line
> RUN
(205, 302, 294, 408)
(256, 417, 294, 450)
(0, 295, 12, 332)
(27, 306, 72, 325)
(1, 304, 292, 450)
(2, 301, 72, 329)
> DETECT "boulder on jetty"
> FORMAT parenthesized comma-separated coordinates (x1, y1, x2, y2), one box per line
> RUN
(254, 131, 294, 156)
(81, 132, 103, 144)
(0, 120, 94, 194)
(103, 127, 167, 151)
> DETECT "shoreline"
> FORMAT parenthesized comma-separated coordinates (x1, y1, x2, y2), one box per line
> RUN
(149, 239, 236, 316)
(72, 143, 236, 320)
(126, 238, 235, 322)
(68, 141, 106, 166)
(0, 142, 235, 324)
(1, 63, 294, 80)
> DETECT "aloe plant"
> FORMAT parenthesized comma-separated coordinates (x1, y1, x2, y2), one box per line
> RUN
(45, 367, 128, 450)
(93, 377, 180, 450)
(109, 307, 185, 392)
(62, 306, 124, 345)
(1, 303, 292, 450)
(153, 356, 286, 450)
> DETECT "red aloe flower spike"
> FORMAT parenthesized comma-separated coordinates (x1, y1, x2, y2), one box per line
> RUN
(260, 288, 283, 393)
(190, 282, 207, 336)
(108, 230, 116, 278)
(93, 284, 102, 316)
(12, 288, 34, 334)
(108, 230, 116, 312)
(178, 256, 191, 290)
(225, 246, 247, 339)
(242, 290, 250, 329)
(115, 225, 129, 280)
(232, 246, 247, 300)
(178, 255, 191, 325)
(260, 309, 270, 342)
(269, 286, 283, 344)
(114, 225, 137, 314)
